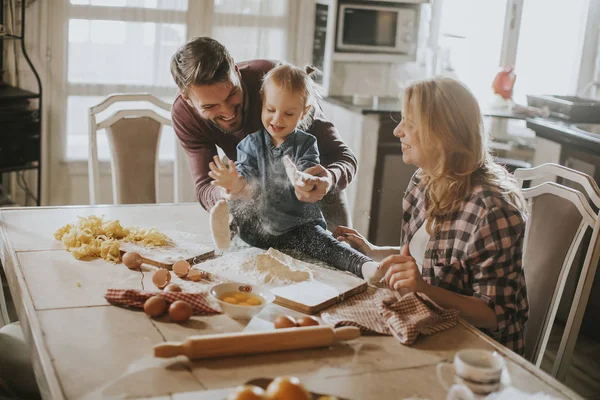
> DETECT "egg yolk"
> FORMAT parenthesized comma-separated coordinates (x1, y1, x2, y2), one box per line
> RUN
(246, 298, 262, 306)
(234, 293, 248, 301)
(220, 292, 263, 306)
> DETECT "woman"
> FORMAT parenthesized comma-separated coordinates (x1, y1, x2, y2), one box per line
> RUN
(334, 77, 529, 355)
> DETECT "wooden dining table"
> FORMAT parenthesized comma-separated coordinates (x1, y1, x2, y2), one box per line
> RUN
(0, 203, 583, 400)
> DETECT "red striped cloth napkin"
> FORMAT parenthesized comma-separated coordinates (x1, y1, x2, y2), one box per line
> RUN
(104, 289, 222, 315)
(321, 284, 459, 345)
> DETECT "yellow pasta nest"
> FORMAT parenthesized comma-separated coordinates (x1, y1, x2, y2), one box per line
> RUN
(54, 215, 171, 263)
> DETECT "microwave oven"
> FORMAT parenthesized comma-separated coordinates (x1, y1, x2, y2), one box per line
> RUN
(336, 3, 418, 55)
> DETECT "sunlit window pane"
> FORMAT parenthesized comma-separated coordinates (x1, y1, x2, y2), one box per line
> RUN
(212, 26, 287, 62)
(513, 0, 589, 104)
(70, 0, 187, 10)
(68, 20, 186, 85)
(438, 0, 508, 102)
(213, 0, 287, 16)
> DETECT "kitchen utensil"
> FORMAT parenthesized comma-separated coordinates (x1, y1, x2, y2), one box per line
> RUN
(153, 325, 360, 359)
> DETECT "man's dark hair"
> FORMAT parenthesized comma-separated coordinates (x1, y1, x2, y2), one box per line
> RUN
(170, 37, 235, 94)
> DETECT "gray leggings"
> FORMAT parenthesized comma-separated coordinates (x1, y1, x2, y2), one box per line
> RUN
(237, 221, 371, 278)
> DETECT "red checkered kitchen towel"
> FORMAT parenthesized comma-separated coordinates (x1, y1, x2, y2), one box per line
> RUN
(104, 289, 223, 315)
(321, 284, 459, 345)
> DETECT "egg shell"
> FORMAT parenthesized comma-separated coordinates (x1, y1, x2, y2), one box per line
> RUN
(265, 376, 311, 400)
(152, 269, 171, 289)
(122, 251, 143, 269)
(172, 260, 191, 278)
(296, 316, 319, 327)
(164, 284, 182, 292)
(169, 300, 193, 322)
(226, 384, 266, 400)
(187, 269, 203, 281)
(274, 315, 297, 329)
(143, 296, 167, 318)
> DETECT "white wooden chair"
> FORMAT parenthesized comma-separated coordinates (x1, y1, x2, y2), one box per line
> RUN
(88, 93, 173, 205)
(514, 163, 600, 382)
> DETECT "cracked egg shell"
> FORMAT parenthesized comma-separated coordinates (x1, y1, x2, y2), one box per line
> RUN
(152, 269, 171, 289)
(172, 260, 191, 278)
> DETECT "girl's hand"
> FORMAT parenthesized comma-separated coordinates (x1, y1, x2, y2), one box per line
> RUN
(381, 245, 426, 294)
(333, 226, 375, 257)
(209, 156, 246, 195)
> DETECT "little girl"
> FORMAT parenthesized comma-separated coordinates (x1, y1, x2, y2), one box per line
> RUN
(208, 63, 378, 280)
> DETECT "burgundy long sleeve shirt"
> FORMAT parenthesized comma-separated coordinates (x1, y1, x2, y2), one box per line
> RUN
(171, 59, 358, 211)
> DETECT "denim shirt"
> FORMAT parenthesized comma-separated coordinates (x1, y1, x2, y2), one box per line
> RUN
(235, 128, 325, 235)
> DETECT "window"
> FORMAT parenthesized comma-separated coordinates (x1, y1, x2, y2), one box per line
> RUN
(437, 0, 508, 102)
(211, 0, 292, 62)
(436, 0, 591, 105)
(65, 0, 188, 161)
(63, 0, 298, 162)
(512, 0, 589, 104)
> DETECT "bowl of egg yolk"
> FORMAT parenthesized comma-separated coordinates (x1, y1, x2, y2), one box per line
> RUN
(210, 282, 275, 320)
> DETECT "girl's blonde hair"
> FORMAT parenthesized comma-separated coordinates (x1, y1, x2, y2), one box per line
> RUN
(261, 63, 321, 130)
(403, 76, 526, 234)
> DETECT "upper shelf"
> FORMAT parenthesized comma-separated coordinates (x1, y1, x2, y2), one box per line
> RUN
(0, 84, 40, 100)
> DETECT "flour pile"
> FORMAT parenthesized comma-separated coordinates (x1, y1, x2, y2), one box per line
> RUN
(196, 247, 314, 286)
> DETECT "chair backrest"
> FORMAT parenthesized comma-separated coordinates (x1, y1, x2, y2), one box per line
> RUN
(88, 93, 172, 205)
(514, 163, 600, 381)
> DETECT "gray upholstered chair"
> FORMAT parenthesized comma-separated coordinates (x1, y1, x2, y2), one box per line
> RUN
(88, 93, 173, 205)
(514, 163, 600, 381)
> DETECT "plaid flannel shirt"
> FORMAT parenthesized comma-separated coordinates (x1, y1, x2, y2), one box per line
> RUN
(402, 172, 529, 355)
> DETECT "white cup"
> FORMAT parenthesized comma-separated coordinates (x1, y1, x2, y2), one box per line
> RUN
(436, 349, 504, 395)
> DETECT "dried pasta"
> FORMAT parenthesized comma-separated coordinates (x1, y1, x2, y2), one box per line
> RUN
(54, 215, 171, 263)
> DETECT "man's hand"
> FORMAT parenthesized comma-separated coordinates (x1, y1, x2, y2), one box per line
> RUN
(294, 164, 334, 203)
(208, 155, 246, 196)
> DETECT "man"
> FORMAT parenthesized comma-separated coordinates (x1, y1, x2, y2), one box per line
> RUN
(169, 36, 357, 230)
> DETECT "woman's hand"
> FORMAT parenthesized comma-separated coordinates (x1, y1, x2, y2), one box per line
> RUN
(209, 155, 246, 195)
(333, 226, 375, 257)
(381, 245, 426, 294)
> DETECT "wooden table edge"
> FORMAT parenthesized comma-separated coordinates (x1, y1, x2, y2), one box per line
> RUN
(0, 216, 67, 400)
(457, 320, 583, 399)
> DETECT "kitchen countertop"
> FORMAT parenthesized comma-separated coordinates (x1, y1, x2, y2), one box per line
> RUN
(526, 117, 600, 155)
(323, 96, 600, 154)
(323, 96, 402, 115)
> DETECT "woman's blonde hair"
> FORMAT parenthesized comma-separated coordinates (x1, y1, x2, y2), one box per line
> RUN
(261, 63, 322, 130)
(403, 76, 526, 234)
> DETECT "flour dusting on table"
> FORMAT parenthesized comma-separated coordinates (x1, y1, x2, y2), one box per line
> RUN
(194, 246, 315, 287)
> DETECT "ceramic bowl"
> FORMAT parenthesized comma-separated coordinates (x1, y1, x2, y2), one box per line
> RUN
(210, 282, 275, 320)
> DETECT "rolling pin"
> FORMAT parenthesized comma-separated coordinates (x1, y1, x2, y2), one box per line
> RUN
(153, 325, 360, 359)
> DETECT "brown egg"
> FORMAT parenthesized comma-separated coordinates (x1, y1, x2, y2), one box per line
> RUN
(164, 283, 182, 292)
(172, 260, 191, 278)
(122, 251, 143, 269)
(152, 269, 171, 289)
(226, 385, 267, 400)
(265, 376, 311, 400)
(187, 269, 203, 282)
(143, 296, 167, 318)
(274, 315, 297, 329)
(169, 300, 193, 322)
(296, 316, 319, 327)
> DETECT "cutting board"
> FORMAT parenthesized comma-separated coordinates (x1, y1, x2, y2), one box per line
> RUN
(119, 231, 215, 269)
(270, 267, 367, 315)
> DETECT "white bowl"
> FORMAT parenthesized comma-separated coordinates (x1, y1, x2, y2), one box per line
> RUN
(210, 282, 275, 320)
